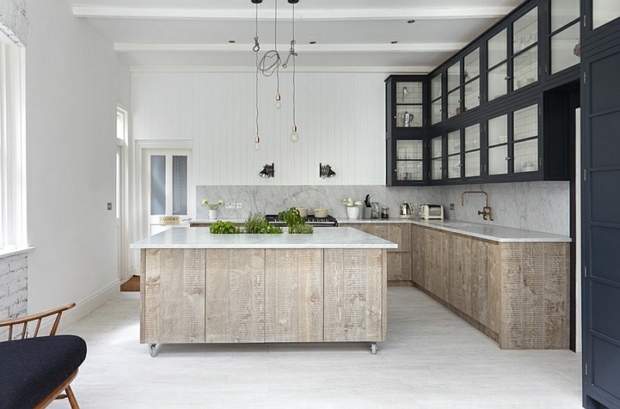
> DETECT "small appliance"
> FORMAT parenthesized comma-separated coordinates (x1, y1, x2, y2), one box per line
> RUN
(399, 202, 414, 219)
(420, 204, 444, 220)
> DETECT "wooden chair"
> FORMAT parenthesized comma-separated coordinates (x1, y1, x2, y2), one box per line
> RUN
(0, 303, 87, 409)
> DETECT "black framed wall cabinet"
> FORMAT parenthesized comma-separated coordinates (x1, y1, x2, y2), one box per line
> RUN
(581, 5, 620, 409)
(386, 137, 426, 186)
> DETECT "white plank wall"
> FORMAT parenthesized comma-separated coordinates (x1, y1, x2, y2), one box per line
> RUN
(132, 72, 386, 185)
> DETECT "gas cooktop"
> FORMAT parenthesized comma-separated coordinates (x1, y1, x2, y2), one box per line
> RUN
(265, 214, 338, 227)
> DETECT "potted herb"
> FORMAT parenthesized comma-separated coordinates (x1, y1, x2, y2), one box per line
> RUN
(277, 208, 313, 234)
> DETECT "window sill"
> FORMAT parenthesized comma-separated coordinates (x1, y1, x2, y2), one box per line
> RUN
(0, 246, 35, 259)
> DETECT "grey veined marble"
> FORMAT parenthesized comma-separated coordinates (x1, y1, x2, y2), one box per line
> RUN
(196, 181, 570, 236)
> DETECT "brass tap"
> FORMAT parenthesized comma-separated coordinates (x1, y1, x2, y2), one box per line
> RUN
(461, 190, 494, 221)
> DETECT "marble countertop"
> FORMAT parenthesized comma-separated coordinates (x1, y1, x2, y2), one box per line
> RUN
(338, 218, 571, 243)
(131, 226, 398, 249)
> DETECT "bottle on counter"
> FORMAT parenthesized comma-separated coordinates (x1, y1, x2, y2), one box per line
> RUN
(381, 206, 389, 219)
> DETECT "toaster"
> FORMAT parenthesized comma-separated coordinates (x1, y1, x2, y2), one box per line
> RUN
(420, 204, 444, 220)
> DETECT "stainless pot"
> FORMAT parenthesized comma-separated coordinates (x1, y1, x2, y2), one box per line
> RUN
(400, 202, 413, 219)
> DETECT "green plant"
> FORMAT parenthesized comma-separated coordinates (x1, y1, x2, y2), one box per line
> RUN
(202, 199, 224, 210)
(244, 212, 283, 234)
(209, 220, 239, 234)
(277, 208, 313, 234)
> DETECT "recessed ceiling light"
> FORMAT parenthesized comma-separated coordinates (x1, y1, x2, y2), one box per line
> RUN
(309, 41, 316, 45)
(391, 40, 398, 44)
(229, 40, 236, 43)
(407, 19, 416, 24)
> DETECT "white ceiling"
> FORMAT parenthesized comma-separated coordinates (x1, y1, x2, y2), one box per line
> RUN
(70, 0, 526, 72)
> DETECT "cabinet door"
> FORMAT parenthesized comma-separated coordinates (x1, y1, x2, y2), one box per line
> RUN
(206, 249, 265, 343)
(512, 7, 539, 91)
(394, 80, 424, 128)
(392, 138, 425, 183)
(430, 136, 443, 180)
(447, 61, 461, 118)
(463, 48, 481, 111)
(487, 29, 509, 101)
(387, 224, 412, 282)
(431, 73, 443, 124)
(265, 249, 323, 342)
(410, 225, 425, 287)
(463, 124, 481, 177)
(324, 249, 386, 342)
(487, 114, 509, 176)
(447, 130, 462, 179)
(549, 0, 580, 75)
(592, 0, 620, 30)
(513, 104, 539, 173)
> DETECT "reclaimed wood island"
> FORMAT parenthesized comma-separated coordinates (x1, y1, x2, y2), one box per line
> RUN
(130, 227, 397, 356)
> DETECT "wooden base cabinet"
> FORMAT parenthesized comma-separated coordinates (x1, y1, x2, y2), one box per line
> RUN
(410, 225, 569, 349)
(140, 248, 387, 350)
(345, 223, 411, 283)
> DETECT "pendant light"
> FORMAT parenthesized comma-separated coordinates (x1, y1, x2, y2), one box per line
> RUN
(288, 0, 299, 143)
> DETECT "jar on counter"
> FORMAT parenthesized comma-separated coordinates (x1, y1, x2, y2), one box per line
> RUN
(381, 206, 389, 219)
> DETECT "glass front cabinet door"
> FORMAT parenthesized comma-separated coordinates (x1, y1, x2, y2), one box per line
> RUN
(463, 123, 482, 178)
(430, 136, 443, 181)
(387, 137, 425, 186)
(385, 76, 425, 133)
(447, 130, 462, 179)
(512, 6, 539, 91)
(549, 0, 580, 75)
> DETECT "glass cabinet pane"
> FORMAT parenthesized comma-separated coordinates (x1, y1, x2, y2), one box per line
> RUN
(447, 90, 460, 118)
(488, 63, 508, 101)
(150, 155, 166, 215)
(396, 139, 423, 160)
(551, 23, 580, 74)
(464, 79, 480, 111)
(396, 160, 424, 181)
(593, 0, 620, 29)
(514, 139, 539, 173)
(464, 124, 481, 177)
(488, 115, 508, 146)
(464, 48, 480, 80)
(464, 151, 480, 177)
(513, 7, 538, 53)
(551, 0, 579, 32)
(172, 156, 188, 215)
(431, 159, 443, 180)
(396, 81, 423, 104)
(488, 145, 508, 175)
(514, 105, 538, 141)
(488, 29, 507, 68)
(513, 46, 538, 90)
(431, 74, 442, 100)
(448, 155, 462, 179)
(396, 105, 423, 127)
(431, 136, 442, 158)
(447, 130, 460, 155)
(447, 62, 460, 92)
(431, 100, 442, 125)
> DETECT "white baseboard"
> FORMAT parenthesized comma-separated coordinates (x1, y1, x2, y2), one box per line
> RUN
(56, 280, 121, 333)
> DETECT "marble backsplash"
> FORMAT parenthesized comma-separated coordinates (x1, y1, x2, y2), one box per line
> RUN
(196, 181, 570, 236)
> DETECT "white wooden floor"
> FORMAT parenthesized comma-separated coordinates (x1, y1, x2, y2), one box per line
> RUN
(50, 287, 583, 409)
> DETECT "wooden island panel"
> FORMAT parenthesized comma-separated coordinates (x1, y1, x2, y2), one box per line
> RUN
(141, 249, 206, 344)
(323, 249, 386, 342)
(205, 249, 265, 343)
(265, 249, 324, 342)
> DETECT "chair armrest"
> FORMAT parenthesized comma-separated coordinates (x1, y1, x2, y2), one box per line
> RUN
(0, 303, 76, 340)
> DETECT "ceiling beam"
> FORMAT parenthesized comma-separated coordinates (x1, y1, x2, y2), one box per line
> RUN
(73, 6, 515, 21)
(114, 42, 467, 53)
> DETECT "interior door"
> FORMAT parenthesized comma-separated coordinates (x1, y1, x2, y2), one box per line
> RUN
(144, 149, 193, 236)
(582, 43, 620, 409)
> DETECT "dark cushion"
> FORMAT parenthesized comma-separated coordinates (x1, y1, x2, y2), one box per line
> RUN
(0, 335, 87, 409)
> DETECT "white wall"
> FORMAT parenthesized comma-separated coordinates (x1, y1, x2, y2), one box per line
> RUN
(25, 0, 119, 318)
(131, 71, 386, 186)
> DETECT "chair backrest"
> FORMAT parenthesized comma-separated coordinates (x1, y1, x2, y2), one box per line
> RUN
(0, 303, 75, 341)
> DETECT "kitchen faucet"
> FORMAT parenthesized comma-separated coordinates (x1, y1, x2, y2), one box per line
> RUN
(461, 190, 494, 221)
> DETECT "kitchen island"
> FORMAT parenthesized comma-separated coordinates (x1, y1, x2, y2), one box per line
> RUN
(130, 227, 397, 355)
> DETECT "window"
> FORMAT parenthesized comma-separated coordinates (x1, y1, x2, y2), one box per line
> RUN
(0, 34, 26, 252)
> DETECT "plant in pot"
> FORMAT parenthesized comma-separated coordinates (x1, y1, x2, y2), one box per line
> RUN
(342, 198, 362, 219)
(278, 208, 313, 234)
(202, 199, 224, 220)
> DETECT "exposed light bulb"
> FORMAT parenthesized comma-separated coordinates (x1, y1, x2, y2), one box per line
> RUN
(275, 92, 282, 109)
(289, 124, 299, 143)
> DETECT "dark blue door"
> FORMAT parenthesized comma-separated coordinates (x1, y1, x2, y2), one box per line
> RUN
(582, 41, 620, 409)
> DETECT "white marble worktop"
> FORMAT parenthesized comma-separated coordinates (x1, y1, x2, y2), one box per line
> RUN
(131, 226, 398, 249)
(338, 218, 571, 243)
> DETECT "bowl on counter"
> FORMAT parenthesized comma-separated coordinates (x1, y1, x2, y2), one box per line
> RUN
(296, 207, 308, 218)
(314, 208, 328, 218)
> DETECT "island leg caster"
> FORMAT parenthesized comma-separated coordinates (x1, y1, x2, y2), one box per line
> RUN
(149, 343, 158, 357)
(370, 342, 378, 355)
